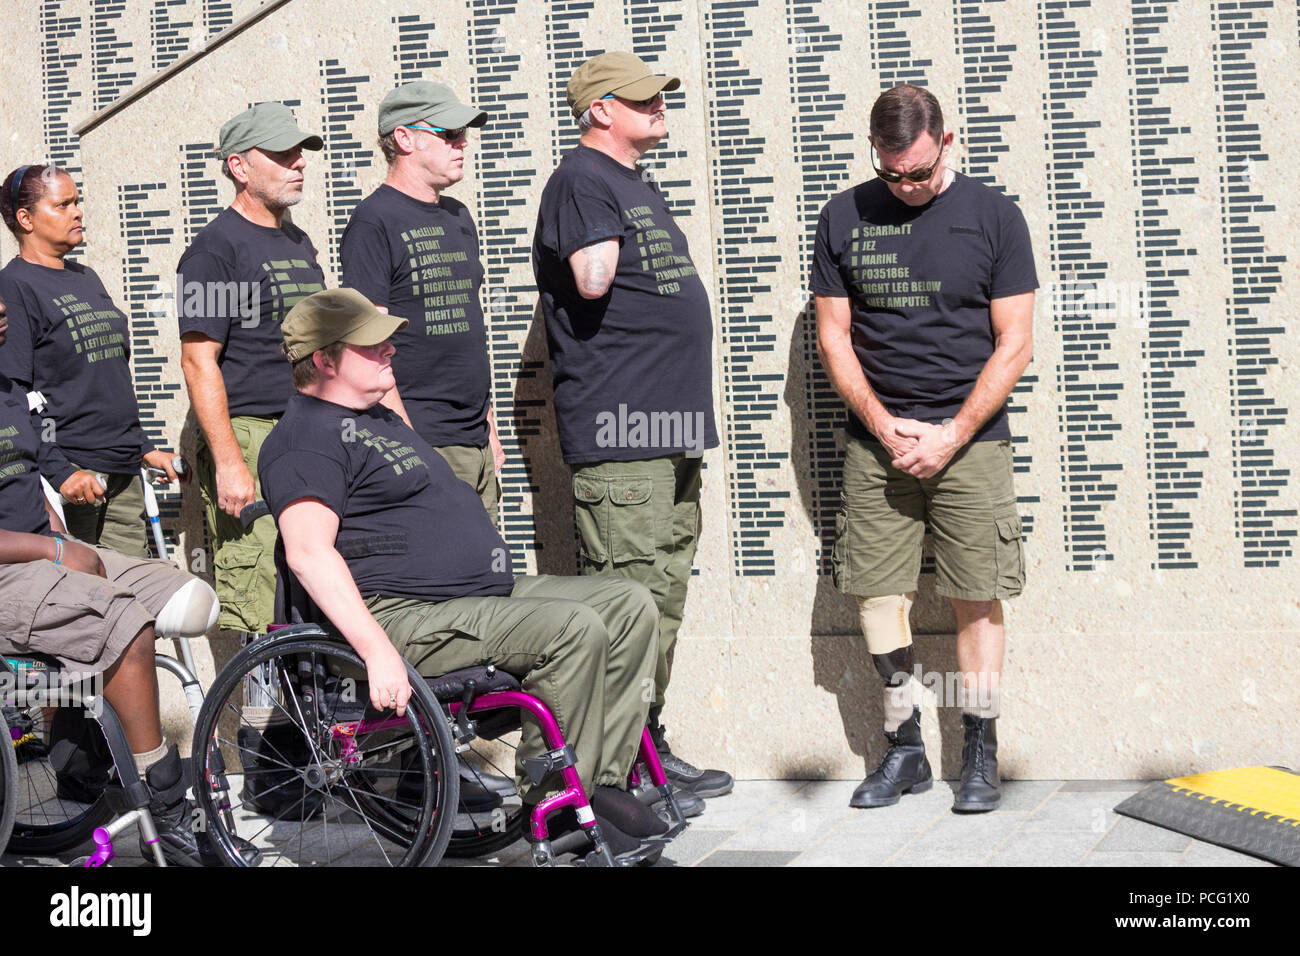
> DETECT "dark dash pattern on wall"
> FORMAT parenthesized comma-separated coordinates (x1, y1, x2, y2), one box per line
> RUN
(787, 0, 851, 572)
(40, 2, 86, 213)
(150, 0, 192, 71)
(470, 0, 540, 573)
(868, 0, 932, 90)
(704, 1, 788, 575)
(179, 142, 222, 246)
(318, 61, 372, 280)
(203, 0, 233, 38)
(954, 0, 1038, 539)
(91, 0, 138, 113)
(623, 0, 694, 217)
(953, 1, 1017, 193)
(1211, 0, 1294, 568)
(1127, 2, 1205, 570)
(118, 182, 184, 527)
(393, 14, 450, 85)
(1039, 1, 1122, 573)
(545, 0, 596, 160)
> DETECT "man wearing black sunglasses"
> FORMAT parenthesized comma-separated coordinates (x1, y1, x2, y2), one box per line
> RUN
(812, 84, 1037, 813)
(340, 82, 505, 524)
(532, 52, 730, 810)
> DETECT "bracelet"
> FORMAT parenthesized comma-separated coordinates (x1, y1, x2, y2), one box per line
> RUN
(52, 536, 63, 565)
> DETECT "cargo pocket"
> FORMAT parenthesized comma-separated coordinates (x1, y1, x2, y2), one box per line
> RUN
(573, 476, 610, 565)
(994, 513, 1024, 597)
(573, 475, 656, 567)
(34, 580, 119, 665)
(214, 540, 268, 630)
(830, 504, 850, 593)
(607, 477, 655, 564)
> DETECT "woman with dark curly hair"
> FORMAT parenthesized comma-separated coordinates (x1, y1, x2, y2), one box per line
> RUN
(0, 164, 182, 555)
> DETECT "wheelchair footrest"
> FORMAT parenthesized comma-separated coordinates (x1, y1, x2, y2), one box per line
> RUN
(520, 744, 577, 786)
(631, 783, 690, 840)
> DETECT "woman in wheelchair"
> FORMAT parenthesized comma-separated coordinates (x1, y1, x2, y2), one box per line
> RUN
(255, 288, 678, 862)
(0, 293, 235, 866)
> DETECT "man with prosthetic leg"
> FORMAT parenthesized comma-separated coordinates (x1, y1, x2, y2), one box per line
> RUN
(851, 593, 931, 807)
(813, 85, 1036, 813)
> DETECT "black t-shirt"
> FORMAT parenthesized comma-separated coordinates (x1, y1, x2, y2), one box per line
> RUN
(176, 207, 326, 418)
(0, 258, 153, 486)
(339, 185, 490, 448)
(532, 145, 719, 464)
(811, 172, 1038, 442)
(0, 374, 57, 536)
(258, 393, 514, 602)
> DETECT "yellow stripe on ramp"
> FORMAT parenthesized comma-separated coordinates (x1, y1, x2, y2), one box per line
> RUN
(1166, 767, 1300, 825)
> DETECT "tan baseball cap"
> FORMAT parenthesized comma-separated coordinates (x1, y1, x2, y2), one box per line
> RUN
(378, 81, 488, 135)
(219, 102, 323, 159)
(565, 51, 680, 118)
(281, 288, 408, 363)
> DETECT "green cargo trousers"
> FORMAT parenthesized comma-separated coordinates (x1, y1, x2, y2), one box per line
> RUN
(432, 443, 500, 527)
(195, 415, 281, 634)
(571, 455, 701, 709)
(366, 574, 658, 800)
(61, 466, 150, 558)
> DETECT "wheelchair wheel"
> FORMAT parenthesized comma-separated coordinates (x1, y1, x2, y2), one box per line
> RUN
(191, 628, 458, 867)
(0, 708, 16, 853)
(329, 710, 527, 858)
(1, 702, 113, 855)
(446, 728, 526, 858)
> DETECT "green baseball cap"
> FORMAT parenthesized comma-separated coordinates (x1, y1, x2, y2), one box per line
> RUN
(566, 51, 680, 118)
(378, 81, 488, 136)
(218, 102, 323, 159)
(281, 288, 408, 363)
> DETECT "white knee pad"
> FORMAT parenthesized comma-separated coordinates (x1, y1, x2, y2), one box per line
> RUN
(155, 578, 219, 641)
(857, 592, 916, 655)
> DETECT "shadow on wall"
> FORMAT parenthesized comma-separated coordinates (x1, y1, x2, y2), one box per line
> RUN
(783, 298, 968, 780)
(514, 300, 576, 576)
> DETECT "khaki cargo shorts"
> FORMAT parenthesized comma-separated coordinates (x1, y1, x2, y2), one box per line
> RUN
(832, 435, 1025, 602)
(0, 544, 192, 674)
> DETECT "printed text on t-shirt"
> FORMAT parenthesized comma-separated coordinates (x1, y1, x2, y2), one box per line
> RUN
(623, 204, 699, 296)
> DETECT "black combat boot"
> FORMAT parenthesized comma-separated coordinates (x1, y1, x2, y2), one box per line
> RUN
(648, 713, 734, 798)
(952, 714, 1000, 812)
(850, 707, 932, 808)
(141, 745, 262, 866)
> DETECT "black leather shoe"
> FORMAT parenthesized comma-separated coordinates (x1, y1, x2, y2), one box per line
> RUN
(648, 718, 734, 798)
(952, 714, 1000, 812)
(631, 779, 704, 820)
(850, 707, 933, 808)
(663, 786, 704, 818)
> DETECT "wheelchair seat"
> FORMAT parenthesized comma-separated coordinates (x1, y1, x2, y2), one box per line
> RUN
(426, 665, 521, 702)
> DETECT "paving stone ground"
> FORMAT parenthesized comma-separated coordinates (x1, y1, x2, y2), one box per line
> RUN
(2, 779, 1274, 868)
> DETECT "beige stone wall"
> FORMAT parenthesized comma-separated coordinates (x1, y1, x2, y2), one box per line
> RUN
(1, 0, 1297, 778)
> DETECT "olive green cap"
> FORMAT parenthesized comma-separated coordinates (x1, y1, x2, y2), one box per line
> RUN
(281, 288, 408, 363)
(566, 51, 680, 118)
(218, 102, 323, 159)
(378, 81, 488, 136)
